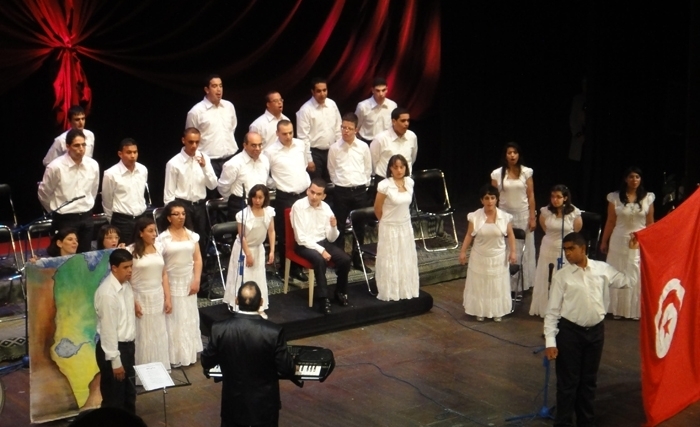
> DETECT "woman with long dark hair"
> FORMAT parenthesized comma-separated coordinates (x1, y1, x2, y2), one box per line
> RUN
(128, 216, 171, 368)
(529, 185, 582, 317)
(222, 184, 275, 318)
(490, 142, 536, 295)
(601, 166, 654, 320)
(159, 200, 203, 366)
(45, 228, 79, 257)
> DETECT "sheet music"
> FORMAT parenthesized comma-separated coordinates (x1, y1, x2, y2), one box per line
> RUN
(134, 362, 175, 391)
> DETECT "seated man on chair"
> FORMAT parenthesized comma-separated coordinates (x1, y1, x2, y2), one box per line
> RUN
(291, 178, 351, 314)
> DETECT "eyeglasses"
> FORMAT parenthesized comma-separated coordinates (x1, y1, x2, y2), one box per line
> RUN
(340, 126, 356, 131)
(248, 143, 263, 149)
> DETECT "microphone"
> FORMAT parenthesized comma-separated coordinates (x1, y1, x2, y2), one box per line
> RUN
(241, 184, 246, 209)
(548, 263, 554, 284)
(70, 195, 86, 202)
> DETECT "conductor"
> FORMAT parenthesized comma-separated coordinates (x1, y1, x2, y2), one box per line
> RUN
(202, 281, 296, 427)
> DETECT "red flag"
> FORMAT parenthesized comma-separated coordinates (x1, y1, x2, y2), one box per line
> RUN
(637, 189, 700, 426)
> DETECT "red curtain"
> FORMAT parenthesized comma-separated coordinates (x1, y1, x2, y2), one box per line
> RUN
(0, 0, 440, 127)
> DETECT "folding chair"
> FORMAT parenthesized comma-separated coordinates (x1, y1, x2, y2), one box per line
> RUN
(208, 221, 238, 300)
(509, 228, 527, 310)
(348, 207, 378, 294)
(412, 169, 459, 251)
(27, 221, 53, 259)
(152, 207, 165, 233)
(91, 213, 109, 248)
(580, 211, 603, 260)
(283, 208, 333, 307)
(0, 184, 23, 271)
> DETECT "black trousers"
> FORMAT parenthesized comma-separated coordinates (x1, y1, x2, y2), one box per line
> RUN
(227, 194, 246, 222)
(295, 239, 350, 298)
(222, 410, 279, 427)
(52, 211, 93, 253)
(332, 185, 370, 254)
(96, 340, 136, 414)
(310, 148, 330, 183)
(210, 155, 235, 178)
(273, 190, 305, 272)
(368, 175, 385, 203)
(110, 212, 146, 245)
(175, 198, 208, 255)
(554, 317, 605, 427)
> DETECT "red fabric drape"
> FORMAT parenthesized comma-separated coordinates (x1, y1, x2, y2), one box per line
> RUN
(0, 0, 440, 125)
(637, 189, 700, 426)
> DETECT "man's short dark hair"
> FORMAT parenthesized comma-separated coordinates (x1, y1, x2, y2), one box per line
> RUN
(65, 129, 86, 147)
(277, 119, 292, 130)
(265, 90, 280, 103)
(562, 232, 587, 247)
(109, 248, 133, 267)
(310, 77, 327, 90)
(237, 281, 262, 312)
(341, 112, 358, 128)
(310, 178, 327, 191)
(205, 74, 221, 87)
(372, 77, 387, 87)
(68, 105, 85, 120)
(118, 138, 137, 151)
(183, 127, 201, 137)
(391, 107, 409, 121)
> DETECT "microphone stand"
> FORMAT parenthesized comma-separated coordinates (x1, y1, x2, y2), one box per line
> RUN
(232, 186, 246, 313)
(505, 346, 555, 422)
(557, 207, 565, 270)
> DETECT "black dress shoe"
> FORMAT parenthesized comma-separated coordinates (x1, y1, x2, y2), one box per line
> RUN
(335, 292, 349, 307)
(319, 298, 332, 314)
(292, 269, 309, 282)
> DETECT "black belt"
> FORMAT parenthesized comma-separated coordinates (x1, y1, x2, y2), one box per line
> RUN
(310, 147, 329, 152)
(334, 185, 367, 192)
(112, 211, 145, 220)
(54, 211, 91, 218)
(276, 189, 306, 197)
(175, 198, 205, 206)
(560, 317, 603, 331)
(357, 135, 371, 143)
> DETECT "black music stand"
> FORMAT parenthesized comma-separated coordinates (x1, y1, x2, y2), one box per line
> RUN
(134, 363, 191, 427)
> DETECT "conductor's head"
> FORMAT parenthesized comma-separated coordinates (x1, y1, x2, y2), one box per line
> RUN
(236, 281, 263, 312)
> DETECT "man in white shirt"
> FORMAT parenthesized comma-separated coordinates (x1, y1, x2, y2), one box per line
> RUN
(355, 77, 398, 143)
(164, 127, 218, 254)
(218, 132, 270, 221)
(94, 249, 136, 413)
(102, 138, 148, 244)
(545, 232, 639, 427)
(265, 120, 313, 282)
(370, 107, 418, 181)
(291, 179, 351, 314)
(327, 113, 372, 270)
(38, 128, 100, 253)
(249, 91, 290, 150)
(296, 77, 342, 183)
(186, 74, 238, 177)
(43, 105, 96, 167)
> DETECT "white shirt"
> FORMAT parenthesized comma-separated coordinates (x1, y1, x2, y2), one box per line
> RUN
(101, 161, 148, 221)
(163, 148, 218, 203)
(327, 138, 372, 187)
(296, 97, 342, 150)
(490, 167, 534, 213)
(217, 151, 270, 201)
(94, 272, 136, 369)
(264, 138, 311, 194)
(248, 110, 290, 150)
(185, 97, 238, 158)
(355, 96, 397, 140)
(291, 197, 339, 254)
(38, 153, 99, 213)
(42, 129, 95, 166)
(370, 128, 418, 177)
(544, 255, 638, 348)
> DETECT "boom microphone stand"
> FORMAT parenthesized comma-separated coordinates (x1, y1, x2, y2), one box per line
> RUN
(505, 346, 555, 422)
(230, 186, 246, 313)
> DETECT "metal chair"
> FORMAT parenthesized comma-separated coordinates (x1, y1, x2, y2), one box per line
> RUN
(411, 169, 459, 251)
(509, 228, 527, 310)
(152, 207, 165, 233)
(27, 221, 53, 259)
(348, 207, 378, 294)
(91, 213, 109, 247)
(208, 221, 238, 300)
(0, 184, 23, 271)
(580, 211, 603, 260)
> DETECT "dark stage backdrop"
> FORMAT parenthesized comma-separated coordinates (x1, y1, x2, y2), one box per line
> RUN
(0, 0, 694, 225)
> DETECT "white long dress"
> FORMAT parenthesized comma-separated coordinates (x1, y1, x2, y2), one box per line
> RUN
(375, 177, 420, 301)
(159, 229, 203, 367)
(462, 208, 513, 318)
(128, 247, 170, 368)
(223, 206, 274, 311)
(529, 206, 582, 317)
(606, 192, 654, 319)
(491, 167, 536, 291)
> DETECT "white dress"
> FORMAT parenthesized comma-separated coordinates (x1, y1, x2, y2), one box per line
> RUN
(223, 206, 274, 311)
(491, 167, 536, 291)
(128, 246, 170, 368)
(462, 208, 513, 318)
(529, 206, 582, 317)
(375, 178, 420, 301)
(606, 192, 654, 318)
(159, 228, 203, 367)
